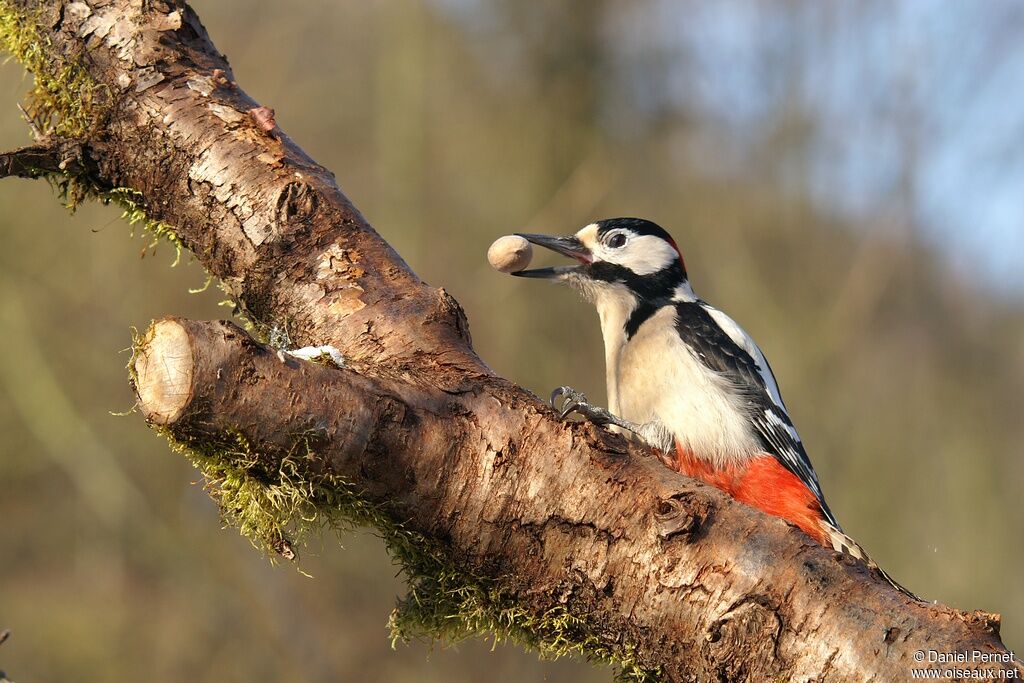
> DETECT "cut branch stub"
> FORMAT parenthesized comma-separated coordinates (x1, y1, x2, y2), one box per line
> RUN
(135, 320, 194, 425)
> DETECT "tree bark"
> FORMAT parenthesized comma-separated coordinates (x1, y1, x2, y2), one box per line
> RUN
(2, 1, 1020, 681)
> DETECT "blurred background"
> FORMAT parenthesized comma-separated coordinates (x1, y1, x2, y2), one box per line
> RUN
(1, 1, 1022, 680)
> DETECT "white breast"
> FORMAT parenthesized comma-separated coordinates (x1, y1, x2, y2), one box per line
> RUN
(592, 284, 635, 416)
(614, 307, 760, 468)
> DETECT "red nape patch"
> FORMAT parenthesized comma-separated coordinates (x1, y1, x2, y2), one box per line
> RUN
(664, 235, 686, 273)
(673, 443, 828, 546)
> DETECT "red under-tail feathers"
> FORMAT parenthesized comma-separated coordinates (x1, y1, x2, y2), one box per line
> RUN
(673, 442, 828, 545)
(672, 441, 918, 599)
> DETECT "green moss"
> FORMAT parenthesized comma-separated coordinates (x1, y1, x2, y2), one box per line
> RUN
(104, 188, 183, 265)
(60, 185, 185, 265)
(158, 425, 659, 681)
(0, 4, 186, 261)
(0, 1, 103, 139)
(0, 0, 103, 207)
(391, 569, 660, 683)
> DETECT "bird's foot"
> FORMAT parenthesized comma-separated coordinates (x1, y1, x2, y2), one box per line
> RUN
(549, 386, 639, 435)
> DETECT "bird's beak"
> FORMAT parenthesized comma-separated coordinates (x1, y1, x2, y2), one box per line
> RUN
(511, 233, 591, 280)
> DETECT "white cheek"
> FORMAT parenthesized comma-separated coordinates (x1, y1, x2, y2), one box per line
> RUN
(598, 235, 678, 275)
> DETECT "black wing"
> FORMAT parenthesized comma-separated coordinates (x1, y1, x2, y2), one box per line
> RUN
(674, 302, 840, 528)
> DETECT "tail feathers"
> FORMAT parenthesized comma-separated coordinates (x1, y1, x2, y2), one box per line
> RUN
(820, 522, 921, 601)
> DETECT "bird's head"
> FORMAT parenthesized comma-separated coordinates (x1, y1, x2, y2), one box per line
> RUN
(513, 218, 691, 304)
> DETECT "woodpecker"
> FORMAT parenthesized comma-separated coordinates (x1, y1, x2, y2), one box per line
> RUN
(512, 217, 912, 595)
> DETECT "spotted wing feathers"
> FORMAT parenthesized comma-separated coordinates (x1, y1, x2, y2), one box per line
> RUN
(674, 302, 839, 528)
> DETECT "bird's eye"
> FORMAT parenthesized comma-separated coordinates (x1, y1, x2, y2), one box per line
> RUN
(607, 233, 626, 248)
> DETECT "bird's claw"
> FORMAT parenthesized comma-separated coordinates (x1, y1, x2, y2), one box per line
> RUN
(551, 385, 584, 419)
(550, 385, 612, 425)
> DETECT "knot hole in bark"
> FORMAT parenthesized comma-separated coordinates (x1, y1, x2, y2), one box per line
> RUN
(655, 492, 712, 542)
(707, 597, 783, 680)
(275, 180, 320, 226)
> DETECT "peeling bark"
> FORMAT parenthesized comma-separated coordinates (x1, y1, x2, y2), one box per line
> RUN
(2, 1, 1021, 681)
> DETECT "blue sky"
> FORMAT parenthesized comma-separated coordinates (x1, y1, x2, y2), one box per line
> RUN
(645, 0, 1024, 296)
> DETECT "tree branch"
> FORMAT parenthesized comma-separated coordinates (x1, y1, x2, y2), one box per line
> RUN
(0, 139, 87, 179)
(131, 317, 1018, 681)
(1, 1, 1020, 681)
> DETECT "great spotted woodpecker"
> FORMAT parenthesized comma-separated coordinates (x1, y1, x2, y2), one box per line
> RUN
(513, 217, 912, 595)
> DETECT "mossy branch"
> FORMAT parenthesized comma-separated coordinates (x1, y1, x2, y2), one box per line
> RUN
(135, 318, 658, 681)
(0, 1, 182, 256)
(0, 0, 104, 139)
(170, 428, 656, 681)
(129, 317, 1020, 683)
